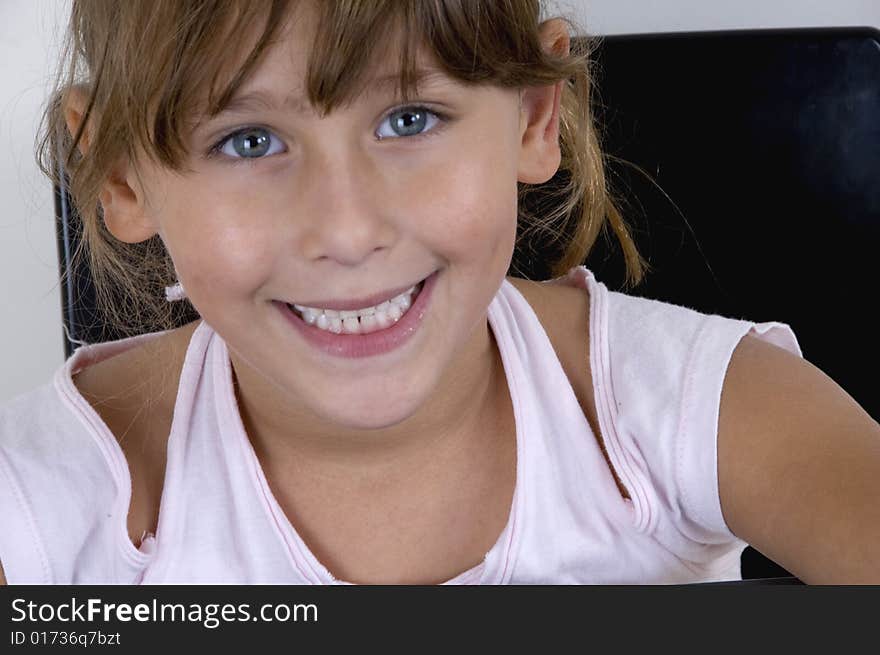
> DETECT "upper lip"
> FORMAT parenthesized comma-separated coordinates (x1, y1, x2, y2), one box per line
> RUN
(285, 274, 429, 311)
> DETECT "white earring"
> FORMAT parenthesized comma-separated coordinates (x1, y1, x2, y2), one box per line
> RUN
(165, 281, 187, 302)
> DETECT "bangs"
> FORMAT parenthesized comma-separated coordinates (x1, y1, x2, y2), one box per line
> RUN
(143, 0, 550, 169)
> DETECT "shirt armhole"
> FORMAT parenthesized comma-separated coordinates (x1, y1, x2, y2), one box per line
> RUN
(676, 317, 802, 543)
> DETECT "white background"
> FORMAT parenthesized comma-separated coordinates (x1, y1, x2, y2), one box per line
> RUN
(2, 0, 879, 403)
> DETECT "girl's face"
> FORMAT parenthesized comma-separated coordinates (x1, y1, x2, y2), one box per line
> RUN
(130, 5, 552, 437)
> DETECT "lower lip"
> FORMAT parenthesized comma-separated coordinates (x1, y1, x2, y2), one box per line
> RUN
(276, 270, 439, 359)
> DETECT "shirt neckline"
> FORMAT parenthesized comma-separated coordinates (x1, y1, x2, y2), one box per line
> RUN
(54, 328, 177, 570)
(214, 278, 531, 585)
(54, 266, 594, 584)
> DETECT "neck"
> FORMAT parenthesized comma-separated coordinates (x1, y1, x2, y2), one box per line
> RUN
(231, 318, 506, 487)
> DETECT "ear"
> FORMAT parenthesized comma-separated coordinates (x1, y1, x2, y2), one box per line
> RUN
(63, 85, 159, 244)
(517, 18, 571, 184)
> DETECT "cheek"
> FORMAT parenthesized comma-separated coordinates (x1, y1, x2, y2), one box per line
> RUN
(159, 183, 279, 298)
(413, 155, 519, 259)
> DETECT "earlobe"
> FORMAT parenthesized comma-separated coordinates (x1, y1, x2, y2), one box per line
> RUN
(63, 86, 158, 244)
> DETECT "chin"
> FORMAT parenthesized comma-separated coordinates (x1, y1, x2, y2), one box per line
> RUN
(335, 406, 418, 432)
(314, 393, 424, 432)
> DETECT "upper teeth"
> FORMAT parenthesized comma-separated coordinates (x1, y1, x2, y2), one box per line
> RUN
(291, 284, 422, 335)
(293, 285, 418, 320)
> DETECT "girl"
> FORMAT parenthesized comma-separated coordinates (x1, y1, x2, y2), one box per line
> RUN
(1, 0, 878, 585)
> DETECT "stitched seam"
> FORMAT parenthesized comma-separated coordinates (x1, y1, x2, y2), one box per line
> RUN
(491, 281, 526, 585)
(585, 272, 653, 532)
(218, 336, 319, 583)
(54, 357, 153, 569)
(675, 318, 715, 531)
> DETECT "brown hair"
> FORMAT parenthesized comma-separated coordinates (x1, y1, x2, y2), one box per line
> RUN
(37, 0, 648, 341)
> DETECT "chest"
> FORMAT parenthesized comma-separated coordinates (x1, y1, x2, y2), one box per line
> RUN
(75, 280, 629, 567)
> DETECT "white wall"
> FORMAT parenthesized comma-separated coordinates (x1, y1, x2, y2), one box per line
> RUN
(2, 0, 879, 403)
(550, 0, 880, 34)
(1, 0, 71, 404)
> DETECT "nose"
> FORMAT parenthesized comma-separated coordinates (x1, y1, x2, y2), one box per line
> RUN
(297, 146, 395, 266)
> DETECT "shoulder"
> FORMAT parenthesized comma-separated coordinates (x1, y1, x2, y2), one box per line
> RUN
(718, 334, 880, 582)
(70, 321, 198, 443)
(506, 276, 632, 499)
(506, 275, 591, 377)
(72, 320, 198, 408)
(70, 320, 199, 547)
(0, 324, 197, 585)
(506, 275, 592, 405)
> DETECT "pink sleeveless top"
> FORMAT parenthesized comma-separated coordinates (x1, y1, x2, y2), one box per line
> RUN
(0, 266, 802, 584)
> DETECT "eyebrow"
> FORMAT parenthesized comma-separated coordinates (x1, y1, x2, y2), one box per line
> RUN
(212, 68, 451, 118)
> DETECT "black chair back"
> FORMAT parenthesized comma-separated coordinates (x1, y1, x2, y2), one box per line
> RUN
(580, 27, 879, 426)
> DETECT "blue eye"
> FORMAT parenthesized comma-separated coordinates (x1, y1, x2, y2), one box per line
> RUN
(376, 106, 445, 141)
(208, 105, 448, 163)
(213, 127, 286, 160)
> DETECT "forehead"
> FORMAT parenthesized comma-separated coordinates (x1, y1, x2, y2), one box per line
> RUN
(204, 0, 446, 117)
